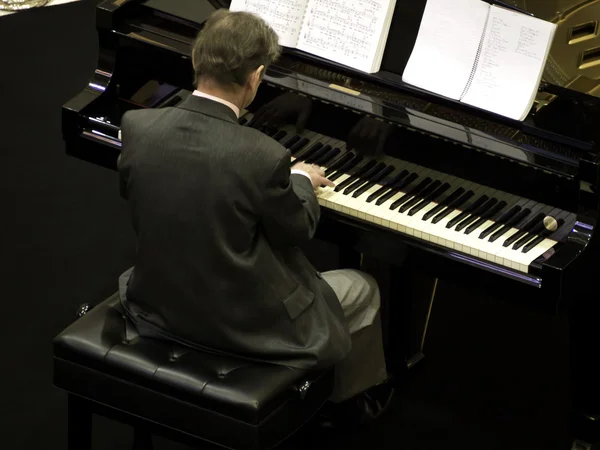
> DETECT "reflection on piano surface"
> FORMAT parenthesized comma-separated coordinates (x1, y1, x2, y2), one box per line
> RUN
(62, 0, 600, 447)
(243, 112, 576, 277)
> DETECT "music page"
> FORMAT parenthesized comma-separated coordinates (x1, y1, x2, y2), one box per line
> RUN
(460, 5, 556, 120)
(295, 0, 394, 73)
(402, 0, 490, 100)
(229, 0, 309, 48)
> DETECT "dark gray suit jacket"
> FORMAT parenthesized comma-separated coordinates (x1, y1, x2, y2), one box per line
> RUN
(118, 95, 351, 369)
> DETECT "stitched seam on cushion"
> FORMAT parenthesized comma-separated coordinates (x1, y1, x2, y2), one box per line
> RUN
(57, 358, 263, 425)
(157, 352, 210, 395)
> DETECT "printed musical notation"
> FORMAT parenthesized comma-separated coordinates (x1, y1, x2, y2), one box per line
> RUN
(230, 0, 309, 48)
(298, 0, 386, 66)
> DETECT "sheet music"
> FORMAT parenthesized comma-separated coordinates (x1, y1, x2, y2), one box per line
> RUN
(229, 0, 309, 48)
(402, 0, 490, 100)
(296, 0, 392, 73)
(461, 6, 556, 120)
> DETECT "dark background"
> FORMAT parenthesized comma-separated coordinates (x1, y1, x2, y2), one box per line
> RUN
(0, 1, 572, 449)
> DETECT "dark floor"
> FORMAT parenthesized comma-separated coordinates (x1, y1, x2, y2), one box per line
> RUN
(0, 2, 573, 449)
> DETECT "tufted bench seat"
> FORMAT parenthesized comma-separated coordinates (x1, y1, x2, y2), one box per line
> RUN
(53, 293, 334, 450)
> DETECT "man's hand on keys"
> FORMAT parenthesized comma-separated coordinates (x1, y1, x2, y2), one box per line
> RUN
(292, 162, 335, 190)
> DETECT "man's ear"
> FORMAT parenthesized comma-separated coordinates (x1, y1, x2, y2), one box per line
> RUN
(250, 65, 265, 88)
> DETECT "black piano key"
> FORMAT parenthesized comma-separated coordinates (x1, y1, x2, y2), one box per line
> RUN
(328, 156, 364, 182)
(503, 213, 545, 248)
(353, 166, 395, 198)
(390, 177, 433, 210)
(289, 137, 310, 155)
(333, 154, 363, 174)
(283, 135, 301, 149)
(408, 182, 451, 216)
(422, 187, 465, 221)
(313, 147, 341, 167)
(431, 190, 475, 224)
(325, 152, 354, 174)
(375, 173, 418, 206)
(455, 198, 499, 232)
(488, 208, 531, 242)
(464, 201, 507, 234)
(522, 219, 565, 253)
(513, 232, 543, 253)
(343, 162, 387, 195)
(370, 165, 396, 183)
(399, 180, 442, 213)
(367, 170, 409, 202)
(445, 195, 489, 229)
(300, 143, 328, 162)
(304, 145, 332, 164)
(272, 130, 288, 142)
(302, 145, 332, 164)
(479, 205, 521, 239)
(334, 160, 378, 192)
(264, 126, 278, 136)
(512, 216, 550, 250)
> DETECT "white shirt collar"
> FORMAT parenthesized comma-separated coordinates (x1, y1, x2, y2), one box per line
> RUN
(192, 90, 240, 118)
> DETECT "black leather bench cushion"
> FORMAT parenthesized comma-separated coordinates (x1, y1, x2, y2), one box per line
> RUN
(53, 294, 331, 425)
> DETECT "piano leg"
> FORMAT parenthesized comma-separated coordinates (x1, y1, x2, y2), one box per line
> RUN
(390, 266, 438, 373)
(360, 257, 437, 376)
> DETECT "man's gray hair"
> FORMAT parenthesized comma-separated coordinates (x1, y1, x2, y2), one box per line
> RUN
(192, 9, 281, 88)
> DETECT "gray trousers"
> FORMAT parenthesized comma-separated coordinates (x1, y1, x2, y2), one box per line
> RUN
(322, 269, 388, 402)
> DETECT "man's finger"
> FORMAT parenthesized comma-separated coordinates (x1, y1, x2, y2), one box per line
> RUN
(319, 176, 336, 188)
(313, 165, 326, 177)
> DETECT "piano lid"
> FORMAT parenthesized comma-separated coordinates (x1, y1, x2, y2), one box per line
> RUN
(145, 0, 216, 25)
(139, 0, 600, 155)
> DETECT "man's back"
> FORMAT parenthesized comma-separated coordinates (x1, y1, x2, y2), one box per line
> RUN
(118, 95, 351, 369)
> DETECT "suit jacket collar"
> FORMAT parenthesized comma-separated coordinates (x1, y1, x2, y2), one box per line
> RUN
(176, 95, 238, 124)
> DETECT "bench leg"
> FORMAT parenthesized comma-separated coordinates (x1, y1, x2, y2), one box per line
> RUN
(68, 394, 92, 450)
(132, 427, 153, 450)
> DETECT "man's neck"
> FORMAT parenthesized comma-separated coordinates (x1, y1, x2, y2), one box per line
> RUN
(195, 82, 244, 112)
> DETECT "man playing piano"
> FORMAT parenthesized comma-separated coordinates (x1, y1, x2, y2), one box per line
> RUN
(117, 9, 393, 423)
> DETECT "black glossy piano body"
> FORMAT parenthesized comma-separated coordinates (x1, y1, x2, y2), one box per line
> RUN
(62, 0, 600, 446)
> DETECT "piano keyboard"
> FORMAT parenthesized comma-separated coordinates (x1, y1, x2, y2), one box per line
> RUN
(240, 115, 576, 275)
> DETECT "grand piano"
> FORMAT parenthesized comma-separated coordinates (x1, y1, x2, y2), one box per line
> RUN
(62, 0, 600, 447)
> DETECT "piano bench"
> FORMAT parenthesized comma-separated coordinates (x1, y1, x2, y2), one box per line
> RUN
(52, 293, 334, 450)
